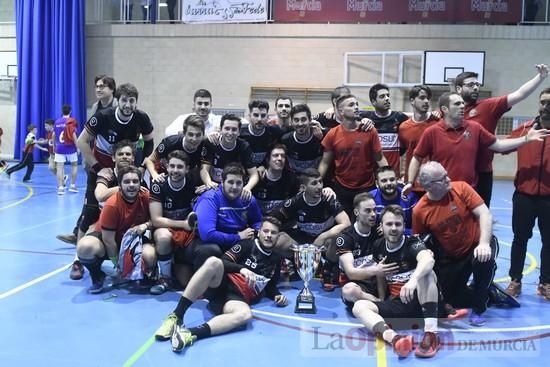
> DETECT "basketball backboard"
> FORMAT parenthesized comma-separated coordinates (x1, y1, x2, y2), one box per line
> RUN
(423, 51, 485, 85)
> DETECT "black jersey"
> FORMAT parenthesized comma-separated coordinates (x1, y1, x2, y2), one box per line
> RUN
(276, 193, 344, 242)
(313, 111, 339, 130)
(280, 132, 323, 173)
(201, 138, 255, 183)
(252, 170, 298, 214)
(335, 223, 380, 267)
(239, 125, 282, 166)
(85, 107, 154, 168)
(150, 176, 196, 220)
(223, 238, 281, 302)
(371, 235, 427, 296)
(154, 135, 204, 172)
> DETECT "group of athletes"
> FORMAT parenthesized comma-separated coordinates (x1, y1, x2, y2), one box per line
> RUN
(56, 63, 550, 358)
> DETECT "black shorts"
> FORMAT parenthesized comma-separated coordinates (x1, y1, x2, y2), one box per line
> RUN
(204, 277, 247, 315)
(342, 281, 379, 310)
(374, 293, 424, 319)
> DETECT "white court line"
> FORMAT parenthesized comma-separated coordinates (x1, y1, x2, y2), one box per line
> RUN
(0, 263, 72, 300)
(0, 211, 80, 239)
(495, 223, 540, 235)
(252, 309, 550, 333)
(490, 207, 512, 210)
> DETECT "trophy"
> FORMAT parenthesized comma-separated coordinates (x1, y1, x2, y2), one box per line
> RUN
(292, 244, 323, 314)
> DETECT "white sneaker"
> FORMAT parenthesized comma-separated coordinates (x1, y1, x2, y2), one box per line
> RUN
(69, 185, 78, 193)
(57, 187, 65, 195)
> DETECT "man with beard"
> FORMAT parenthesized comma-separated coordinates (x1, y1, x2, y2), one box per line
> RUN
(370, 166, 418, 235)
(69, 140, 136, 280)
(154, 217, 288, 352)
(454, 65, 548, 206)
(200, 113, 259, 201)
(76, 165, 155, 294)
(344, 205, 446, 358)
(319, 94, 388, 218)
(504, 88, 550, 300)
(362, 84, 409, 174)
(239, 100, 283, 167)
(145, 115, 205, 183)
(165, 89, 221, 136)
(268, 96, 293, 132)
(313, 86, 352, 130)
(399, 85, 439, 193)
(404, 93, 550, 197)
(281, 104, 324, 174)
(150, 151, 199, 294)
(273, 168, 351, 290)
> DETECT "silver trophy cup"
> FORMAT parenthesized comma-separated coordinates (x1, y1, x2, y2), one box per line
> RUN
(292, 244, 322, 314)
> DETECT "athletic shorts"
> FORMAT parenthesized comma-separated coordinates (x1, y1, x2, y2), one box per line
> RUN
(374, 293, 424, 319)
(54, 152, 78, 163)
(204, 277, 247, 315)
(341, 280, 379, 310)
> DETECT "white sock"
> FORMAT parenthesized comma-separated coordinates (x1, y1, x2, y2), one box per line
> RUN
(424, 317, 438, 333)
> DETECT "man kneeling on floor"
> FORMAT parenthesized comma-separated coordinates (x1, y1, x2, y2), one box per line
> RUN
(155, 216, 288, 352)
(341, 205, 452, 358)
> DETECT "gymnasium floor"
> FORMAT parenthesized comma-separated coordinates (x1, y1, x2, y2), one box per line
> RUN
(0, 164, 548, 366)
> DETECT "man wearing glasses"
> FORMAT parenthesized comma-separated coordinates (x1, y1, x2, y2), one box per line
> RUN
(404, 92, 550, 199)
(453, 65, 548, 206)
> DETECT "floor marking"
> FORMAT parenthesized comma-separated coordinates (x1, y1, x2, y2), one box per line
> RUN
(0, 263, 72, 299)
(123, 336, 155, 367)
(375, 338, 387, 367)
(0, 211, 80, 239)
(490, 207, 512, 210)
(0, 182, 33, 211)
(495, 223, 540, 234)
(494, 240, 537, 283)
(0, 248, 74, 257)
(251, 309, 550, 333)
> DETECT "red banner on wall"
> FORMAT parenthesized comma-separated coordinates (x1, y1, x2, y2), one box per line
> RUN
(273, 0, 521, 24)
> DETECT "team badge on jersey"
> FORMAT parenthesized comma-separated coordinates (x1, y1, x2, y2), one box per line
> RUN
(157, 143, 165, 153)
(89, 117, 98, 127)
(151, 183, 161, 194)
(463, 130, 471, 140)
(336, 236, 345, 247)
(231, 244, 242, 254)
(469, 109, 478, 118)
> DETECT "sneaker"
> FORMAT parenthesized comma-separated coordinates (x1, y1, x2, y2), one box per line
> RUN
(391, 335, 414, 358)
(56, 233, 77, 245)
(537, 283, 550, 300)
(186, 211, 197, 229)
(150, 278, 171, 295)
(57, 186, 65, 195)
(69, 185, 78, 193)
(488, 282, 520, 308)
(469, 311, 486, 327)
(445, 307, 469, 321)
(171, 324, 197, 352)
(320, 271, 337, 292)
(504, 280, 522, 297)
(415, 332, 440, 358)
(70, 260, 85, 280)
(88, 271, 106, 294)
(155, 313, 180, 340)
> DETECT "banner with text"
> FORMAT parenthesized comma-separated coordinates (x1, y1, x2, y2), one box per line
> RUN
(273, 1, 521, 24)
(182, 0, 268, 23)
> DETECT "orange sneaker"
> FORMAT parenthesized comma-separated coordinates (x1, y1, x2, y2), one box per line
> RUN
(392, 335, 414, 358)
(415, 331, 440, 358)
(505, 280, 522, 297)
(537, 283, 550, 300)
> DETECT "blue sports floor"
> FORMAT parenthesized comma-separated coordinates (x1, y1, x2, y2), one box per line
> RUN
(0, 164, 549, 366)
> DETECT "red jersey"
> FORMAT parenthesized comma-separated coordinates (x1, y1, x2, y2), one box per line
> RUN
(413, 181, 484, 258)
(321, 125, 382, 190)
(465, 96, 509, 172)
(507, 119, 550, 196)
(399, 116, 439, 191)
(413, 120, 496, 187)
(98, 190, 150, 245)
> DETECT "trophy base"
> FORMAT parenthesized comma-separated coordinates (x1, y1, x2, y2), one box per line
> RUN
(295, 294, 317, 314)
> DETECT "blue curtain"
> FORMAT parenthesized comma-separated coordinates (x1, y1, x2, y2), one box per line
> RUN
(15, 0, 86, 160)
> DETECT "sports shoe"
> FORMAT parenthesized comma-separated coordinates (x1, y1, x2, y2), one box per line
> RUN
(70, 260, 85, 280)
(320, 271, 337, 292)
(445, 307, 469, 321)
(505, 280, 522, 297)
(171, 324, 197, 352)
(415, 331, 440, 358)
(391, 335, 414, 358)
(488, 282, 520, 308)
(537, 283, 550, 300)
(186, 211, 197, 229)
(57, 186, 65, 195)
(88, 271, 106, 294)
(469, 311, 486, 327)
(150, 278, 172, 295)
(56, 233, 77, 245)
(155, 313, 180, 340)
(69, 184, 78, 193)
